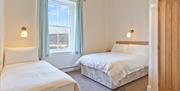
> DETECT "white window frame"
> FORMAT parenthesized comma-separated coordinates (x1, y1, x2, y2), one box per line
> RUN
(48, 0, 77, 54)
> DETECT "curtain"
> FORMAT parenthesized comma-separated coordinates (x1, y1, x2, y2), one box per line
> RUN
(38, 0, 49, 60)
(75, 0, 84, 55)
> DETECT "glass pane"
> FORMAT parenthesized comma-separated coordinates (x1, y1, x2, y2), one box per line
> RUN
(59, 5, 70, 26)
(48, 33, 68, 49)
(58, 33, 69, 48)
(48, 1, 70, 26)
(48, 2, 59, 25)
(49, 34, 58, 49)
(48, 26, 70, 49)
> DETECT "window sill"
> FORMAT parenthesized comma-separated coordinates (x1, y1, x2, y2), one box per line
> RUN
(50, 51, 74, 54)
(50, 48, 75, 54)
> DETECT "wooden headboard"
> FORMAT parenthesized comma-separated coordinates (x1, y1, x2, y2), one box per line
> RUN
(116, 41, 149, 45)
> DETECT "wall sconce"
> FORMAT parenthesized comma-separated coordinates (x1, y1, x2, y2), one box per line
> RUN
(21, 27, 28, 38)
(126, 29, 134, 38)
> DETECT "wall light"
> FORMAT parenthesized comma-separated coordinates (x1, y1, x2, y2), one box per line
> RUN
(21, 27, 28, 38)
(126, 29, 134, 38)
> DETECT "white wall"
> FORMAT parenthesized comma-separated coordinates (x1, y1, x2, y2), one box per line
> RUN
(4, 0, 37, 47)
(4, 0, 109, 69)
(46, 53, 80, 69)
(83, 0, 108, 53)
(0, 0, 4, 72)
(108, 0, 149, 49)
(148, 0, 158, 91)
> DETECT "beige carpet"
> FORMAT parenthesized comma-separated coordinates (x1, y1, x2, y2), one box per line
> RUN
(67, 70, 148, 91)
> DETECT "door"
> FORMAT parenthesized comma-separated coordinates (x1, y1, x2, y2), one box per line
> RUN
(158, 0, 180, 91)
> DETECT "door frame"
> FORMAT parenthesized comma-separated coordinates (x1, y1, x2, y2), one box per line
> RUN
(148, 0, 159, 91)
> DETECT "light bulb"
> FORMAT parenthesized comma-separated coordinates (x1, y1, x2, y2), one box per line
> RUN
(21, 30, 28, 38)
(126, 32, 132, 38)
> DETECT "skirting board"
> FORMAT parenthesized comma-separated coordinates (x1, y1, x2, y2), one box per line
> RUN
(147, 85, 151, 91)
(60, 66, 80, 72)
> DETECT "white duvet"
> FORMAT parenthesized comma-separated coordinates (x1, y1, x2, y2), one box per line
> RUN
(0, 61, 80, 91)
(77, 52, 148, 85)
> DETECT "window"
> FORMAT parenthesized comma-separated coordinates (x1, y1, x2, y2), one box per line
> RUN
(48, 0, 76, 53)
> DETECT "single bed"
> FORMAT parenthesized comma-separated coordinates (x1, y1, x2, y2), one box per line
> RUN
(1, 61, 80, 91)
(0, 47, 80, 91)
(77, 41, 149, 89)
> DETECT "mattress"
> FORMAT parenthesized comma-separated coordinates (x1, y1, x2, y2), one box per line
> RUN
(81, 64, 148, 89)
(0, 61, 80, 91)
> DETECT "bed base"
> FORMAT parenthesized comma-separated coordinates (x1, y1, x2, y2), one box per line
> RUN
(81, 64, 148, 89)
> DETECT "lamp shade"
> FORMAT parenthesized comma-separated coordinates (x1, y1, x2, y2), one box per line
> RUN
(126, 29, 134, 38)
(20, 27, 28, 38)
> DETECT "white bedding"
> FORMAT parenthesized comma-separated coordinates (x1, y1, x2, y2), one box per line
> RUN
(0, 61, 80, 91)
(77, 52, 148, 86)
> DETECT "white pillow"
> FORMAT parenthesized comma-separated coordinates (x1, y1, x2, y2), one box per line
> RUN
(5, 47, 39, 65)
(111, 44, 129, 53)
(127, 45, 149, 56)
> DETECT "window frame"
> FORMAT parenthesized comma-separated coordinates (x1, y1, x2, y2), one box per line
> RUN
(48, 0, 77, 54)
